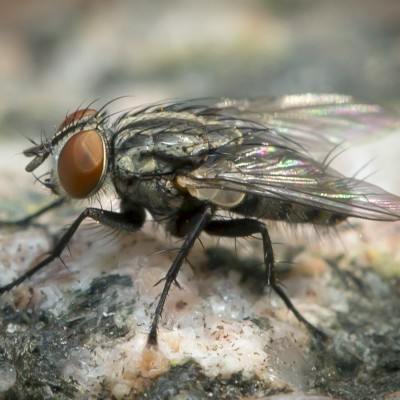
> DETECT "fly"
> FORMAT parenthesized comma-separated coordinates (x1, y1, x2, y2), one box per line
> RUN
(1, 94, 399, 346)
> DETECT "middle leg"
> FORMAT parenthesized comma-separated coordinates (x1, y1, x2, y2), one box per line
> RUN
(147, 205, 214, 346)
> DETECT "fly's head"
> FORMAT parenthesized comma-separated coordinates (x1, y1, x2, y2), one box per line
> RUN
(23, 108, 110, 201)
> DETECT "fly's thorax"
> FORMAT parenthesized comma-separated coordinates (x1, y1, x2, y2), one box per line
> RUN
(114, 175, 191, 215)
(50, 109, 110, 200)
(112, 111, 243, 176)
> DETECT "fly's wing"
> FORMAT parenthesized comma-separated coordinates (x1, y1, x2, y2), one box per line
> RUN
(214, 95, 400, 151)
(166, 94, 399, 152)
(178, 133, 400, 221)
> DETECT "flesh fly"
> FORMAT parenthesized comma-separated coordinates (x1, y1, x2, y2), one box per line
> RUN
(1, 94, 399, 345)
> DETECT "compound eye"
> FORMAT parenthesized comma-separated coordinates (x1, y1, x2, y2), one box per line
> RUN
(58, 108, 98, 131)
(57, 130, 105, 198)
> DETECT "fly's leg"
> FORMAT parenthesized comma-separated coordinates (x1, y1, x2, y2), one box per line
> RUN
(0, 207, 145, 294)
(0, 198, 66, 227)
(147, 205, 213, 347)
(205, 218, 327, 340)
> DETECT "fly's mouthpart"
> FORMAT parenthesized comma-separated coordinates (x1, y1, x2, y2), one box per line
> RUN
(32, 171, 57, 192)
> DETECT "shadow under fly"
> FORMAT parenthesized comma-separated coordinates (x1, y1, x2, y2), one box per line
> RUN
(1, 94, 399, 346)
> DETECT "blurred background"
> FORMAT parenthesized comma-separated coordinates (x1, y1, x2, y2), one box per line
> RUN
(1, 0, 399, 138)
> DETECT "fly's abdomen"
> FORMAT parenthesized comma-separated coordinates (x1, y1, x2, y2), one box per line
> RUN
(231, 194, 347, 226)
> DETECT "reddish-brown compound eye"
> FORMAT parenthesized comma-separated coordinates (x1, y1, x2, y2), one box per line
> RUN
(57, 130, 105, 198)
(58, 108, 98, 131)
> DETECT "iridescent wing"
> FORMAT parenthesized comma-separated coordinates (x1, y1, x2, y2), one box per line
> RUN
(178, 129, 400, 221)
(164, 94, 399, 152)
(217, 94, 400, 151)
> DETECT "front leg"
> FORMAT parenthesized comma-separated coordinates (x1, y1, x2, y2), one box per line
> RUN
(147, 205, 214, 346)
(0, 198, 66, 227)
(0, 207, 145, 294)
